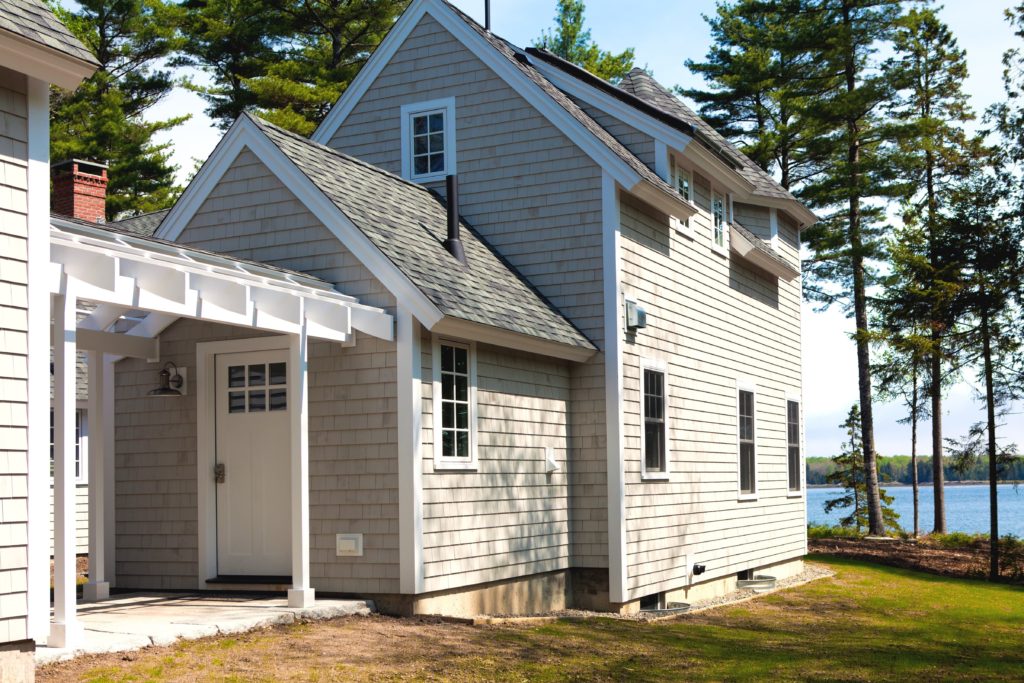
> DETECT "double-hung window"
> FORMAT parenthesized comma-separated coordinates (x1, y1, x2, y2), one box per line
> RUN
(670, 159, 694, 236)
(738, 386, 756, 496)
(401, 97, 456, 183)
(712, 190, 728, 251)
(640, 360, 669, 479)
(434, 339, 476, 470)
(787, 400, 802, 493)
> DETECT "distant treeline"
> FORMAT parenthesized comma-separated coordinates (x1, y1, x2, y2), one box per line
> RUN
(807, 456, 1024, 487)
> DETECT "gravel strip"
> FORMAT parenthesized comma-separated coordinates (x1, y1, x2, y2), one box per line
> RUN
(474, 563, 835, 625)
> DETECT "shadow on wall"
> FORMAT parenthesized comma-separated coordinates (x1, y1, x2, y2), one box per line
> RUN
(729, 259, 779, 310)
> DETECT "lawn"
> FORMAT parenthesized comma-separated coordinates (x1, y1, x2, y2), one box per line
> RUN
(40, 555, 1024, 682)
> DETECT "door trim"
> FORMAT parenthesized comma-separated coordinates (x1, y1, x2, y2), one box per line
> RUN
(196, 335, 290, 589)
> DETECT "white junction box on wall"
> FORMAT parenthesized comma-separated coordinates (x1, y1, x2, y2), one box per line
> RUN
(336, 533, 364, 557)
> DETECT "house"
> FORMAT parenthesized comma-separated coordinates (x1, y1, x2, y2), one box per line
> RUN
(0, 0, 98, 675)
(32, 0, 813, 652)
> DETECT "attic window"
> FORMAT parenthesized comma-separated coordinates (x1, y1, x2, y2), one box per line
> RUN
(401, 97, 456, 183)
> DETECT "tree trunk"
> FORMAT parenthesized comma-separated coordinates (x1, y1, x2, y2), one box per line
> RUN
(842, 49, 883, 536)
(925, 150, 946, 535)
(911, 363, 920, 538)
(980, 305, 999, 580)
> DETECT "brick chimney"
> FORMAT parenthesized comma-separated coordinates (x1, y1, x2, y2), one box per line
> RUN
(52, 159, 108, 223)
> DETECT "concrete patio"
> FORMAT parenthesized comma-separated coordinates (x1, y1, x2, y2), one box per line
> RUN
(36, 593, 375, 664)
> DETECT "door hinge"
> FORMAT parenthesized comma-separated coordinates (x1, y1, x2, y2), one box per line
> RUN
(214, 463, 225, 484)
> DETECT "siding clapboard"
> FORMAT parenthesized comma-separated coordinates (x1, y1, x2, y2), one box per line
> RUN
(0, 65, 30, 643)
(618, 181, 805, 599)
(327, 13, 610, 569)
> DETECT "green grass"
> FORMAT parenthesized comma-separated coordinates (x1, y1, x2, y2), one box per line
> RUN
(42, 556, 1024, 683)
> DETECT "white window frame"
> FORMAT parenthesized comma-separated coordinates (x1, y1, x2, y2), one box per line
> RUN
(639, 357, 670, 481)
(711, 188, 731, 257)
(50, 406, 87, 485)
(432, 337, 478, 471)
(400, 97, 457, 183)
(786, 394, 804, 497)
(669, 156, 695, 239)
(736, 378, 757, 500)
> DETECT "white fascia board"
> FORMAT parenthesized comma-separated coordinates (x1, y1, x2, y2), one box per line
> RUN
(0, 31, 96, 90)
(430, 317, 596, 363)
(311, 0, 430, 144)
(156, 116, 443, 328)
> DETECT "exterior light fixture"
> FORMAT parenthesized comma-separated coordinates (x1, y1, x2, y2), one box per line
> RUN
(148, 361, 184, 397)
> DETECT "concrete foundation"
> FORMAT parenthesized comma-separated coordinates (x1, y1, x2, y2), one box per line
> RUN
(412, 570, 569, 617)
(0, 640, 35, 683)
(665, 557, 805, 606)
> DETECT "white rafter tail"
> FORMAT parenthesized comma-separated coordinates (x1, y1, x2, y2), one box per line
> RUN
(351, 304, 394, 341)
(78, 304, 129, 332)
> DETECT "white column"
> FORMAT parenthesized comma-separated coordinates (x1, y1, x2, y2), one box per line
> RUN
(83, 350, 109, 602)
(397, 307, 423, 594)
(50, 291, 82, 647)
(25, 75, 52, 644)
(287, 316, 313, 608)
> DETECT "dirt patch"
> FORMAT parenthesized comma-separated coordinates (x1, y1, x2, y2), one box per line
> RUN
(810, 537, 1022, 583)
(48, 555, 89, 586)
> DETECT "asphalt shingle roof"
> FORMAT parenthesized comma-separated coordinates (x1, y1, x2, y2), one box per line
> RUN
(111, 209, 168, 237)
(616, 68, 797, 202)
(248, 115, 595, 353)
(0, 0, 99, 67)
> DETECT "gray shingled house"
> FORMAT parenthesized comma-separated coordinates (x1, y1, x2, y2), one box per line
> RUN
(37, 0, 814, 645)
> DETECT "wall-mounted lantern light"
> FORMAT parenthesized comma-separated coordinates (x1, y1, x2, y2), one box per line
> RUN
(148, 361, 185, 397)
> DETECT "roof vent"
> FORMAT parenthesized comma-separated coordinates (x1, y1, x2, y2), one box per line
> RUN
(514, 52, 531, 65)
(444, 175, 467, 265)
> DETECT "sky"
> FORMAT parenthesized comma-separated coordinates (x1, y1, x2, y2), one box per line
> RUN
(142, 0, 1024, 458)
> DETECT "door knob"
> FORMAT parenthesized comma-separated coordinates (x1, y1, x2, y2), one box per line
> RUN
(214, 463, 225, 484)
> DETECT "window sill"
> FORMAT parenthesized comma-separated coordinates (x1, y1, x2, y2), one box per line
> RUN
(641, 471, 671, 482)
(433, 459, 478, 472)
(410, 171, 448, 184)
(787, 490, 804, 499)
(711, 242, 729, 258)
(737, 492, 758, 502)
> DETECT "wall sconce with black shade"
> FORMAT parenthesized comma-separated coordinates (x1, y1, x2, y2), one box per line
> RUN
(148, 361, 185, 397)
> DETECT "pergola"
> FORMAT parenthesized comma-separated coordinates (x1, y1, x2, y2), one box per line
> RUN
(44, 217, 393, 648)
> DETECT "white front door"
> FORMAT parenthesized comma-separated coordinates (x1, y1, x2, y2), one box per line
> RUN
(215, 349, 291, 576)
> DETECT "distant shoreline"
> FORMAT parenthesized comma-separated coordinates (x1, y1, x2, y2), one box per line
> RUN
(806, 481, 1015, 489)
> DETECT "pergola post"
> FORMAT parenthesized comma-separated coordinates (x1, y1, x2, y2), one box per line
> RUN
(287, 314, 314, 608)
(50, 291, 82, 648)
(83, 350, 111, 602)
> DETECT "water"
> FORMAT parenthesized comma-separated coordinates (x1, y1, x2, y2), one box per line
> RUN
(807, 484, 1024, 536)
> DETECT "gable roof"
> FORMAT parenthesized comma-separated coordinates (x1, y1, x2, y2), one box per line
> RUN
(158, 113, 595, 359)
(310, 0, 696, 221)
(0, 0, 97, 66)
(248, 116, 594, 355)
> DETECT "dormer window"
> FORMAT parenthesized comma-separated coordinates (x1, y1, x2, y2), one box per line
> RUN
(712, 190, 729, 253)
(401, 97, 456, 182)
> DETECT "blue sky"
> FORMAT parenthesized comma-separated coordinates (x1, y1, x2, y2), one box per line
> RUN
(144, 1, 1024, 457)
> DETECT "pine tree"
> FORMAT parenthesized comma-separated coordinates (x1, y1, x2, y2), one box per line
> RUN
(824, 404, 900, 532)
(174, 0, 283, 129)
(681, 0, 834, 189)
(177, 0, 408, 134)
(533, 0, 634, 82)
(943, 172, 1023, 580)
(883, 6, 980, 534)
(800, 0, 907, 537)
(50, 0, 186, 219)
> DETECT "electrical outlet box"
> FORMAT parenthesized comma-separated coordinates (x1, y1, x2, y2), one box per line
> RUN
(625, 300, 647, 330)
(336, 533, 363, 557)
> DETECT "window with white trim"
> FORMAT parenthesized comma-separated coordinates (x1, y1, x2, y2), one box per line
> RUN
(712, 190, 728, 250)
(433, 339, 477, 469)
(643, 368, 667, 475)
(787, 400, 802, 492)
(738, 388, 756, 495)
(670, 158, 694, 235)
(401, 98, 456, 183)
(50, 408, 86, 483)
